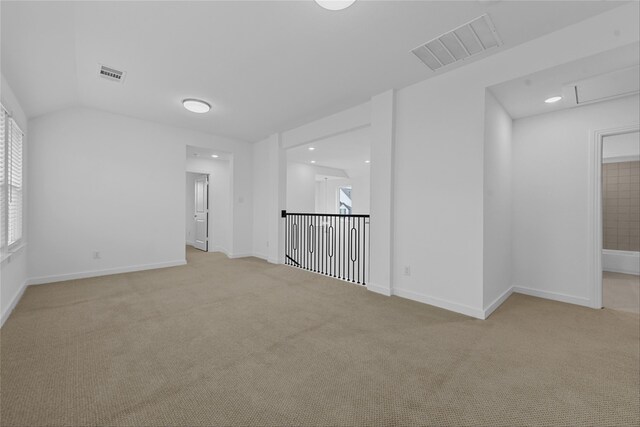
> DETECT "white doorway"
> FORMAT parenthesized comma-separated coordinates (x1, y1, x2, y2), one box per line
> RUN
(590, 125, 640, 312)
(186, 172, 209, 252)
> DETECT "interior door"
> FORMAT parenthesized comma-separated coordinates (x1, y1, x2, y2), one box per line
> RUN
(194, 175, 208, 251)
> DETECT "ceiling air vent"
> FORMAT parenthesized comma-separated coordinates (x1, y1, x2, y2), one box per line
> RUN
(411, 14, 502, 71)
(563, 65, 640, 107)
(98, 65, 126, 83)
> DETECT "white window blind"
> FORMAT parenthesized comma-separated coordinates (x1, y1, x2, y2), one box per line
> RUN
(7, 116, 23, 247)
(0, 108, 5, 251)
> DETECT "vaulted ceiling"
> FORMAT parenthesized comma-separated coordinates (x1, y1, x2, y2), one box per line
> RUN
(1, 1, 625, 141)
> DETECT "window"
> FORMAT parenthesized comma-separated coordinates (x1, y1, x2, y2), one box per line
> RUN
(1, 104, 24, 252)
(338, 186, 352, 215)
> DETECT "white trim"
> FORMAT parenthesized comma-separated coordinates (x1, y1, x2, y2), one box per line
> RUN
(393, 287, 485, 319)
(602, 249, 640, 275)
(366, 282, 392, 296)
(252, 252, 268, 261)
(513, 286, 591, 307)
(588, 124, 640, 309)
(483, 286, 514, 319)
(0, 242, 26, 264)
(0, 278, 28, 327)
(228, 253, 253, 259)
(602, 155, 640, 164)
(28, 259, 187, 286)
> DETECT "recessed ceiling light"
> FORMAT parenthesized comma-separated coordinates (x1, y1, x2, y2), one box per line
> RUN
(211, 154, 219, 158)
(311, 160, 316, 164)
(183, 98, 211, 113)
(315, 0, 356, 11)
(308, 147, 315, 151)
(544, 96, 562, 104)
(365, 160, 370, 164)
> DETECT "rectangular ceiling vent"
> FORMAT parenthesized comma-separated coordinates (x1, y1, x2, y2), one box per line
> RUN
(98, 65, 126, 83)
(411, 14, 502, 72)
(563, 65, 639, 107)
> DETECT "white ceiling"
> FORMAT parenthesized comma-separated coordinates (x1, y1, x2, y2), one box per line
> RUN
(287, 126, 370, 175)
(1, 1, 626, 142)
(489, 42, 640, 119)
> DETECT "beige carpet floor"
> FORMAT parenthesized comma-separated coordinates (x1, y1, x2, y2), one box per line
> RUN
(603, 271, 640, 314)
(1, 247, 639, 426)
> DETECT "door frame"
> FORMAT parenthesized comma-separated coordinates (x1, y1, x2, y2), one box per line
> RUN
(193, 173, 210, 252)
(588, 123, 639, 309)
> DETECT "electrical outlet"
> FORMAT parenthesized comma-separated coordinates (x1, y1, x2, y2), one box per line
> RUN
(404, 266, 411, 276)
(93, 251, 101, 260)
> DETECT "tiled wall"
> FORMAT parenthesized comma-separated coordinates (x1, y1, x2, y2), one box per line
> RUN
(603, 161, 640, 251)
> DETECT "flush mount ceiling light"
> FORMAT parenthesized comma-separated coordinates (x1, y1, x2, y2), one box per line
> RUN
(365, 160, 370, 164)
(545, 96, 563, 104)
(211, 154, 219, 158)
(311, 160, 317, 164)
(308, 147, 315, 151)
(314, 0, 356, 11)
(183, 98, 211, 113)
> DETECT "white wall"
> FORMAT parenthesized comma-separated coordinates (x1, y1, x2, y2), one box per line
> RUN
(314, 170, 370, 215)
(247, 4, 639, 318)
(252, 138, 270, 260)
(186, 157, 232, 254)
(286, 162, 316, 213)
(1, 73, 29, 325)
(603, 131, 640, 161)
(185, 172, 197, 245)
(483, 91, 513, 314)
(27, 107, 253, 284)
(512, 94, 640, 306)
(391, 4, 638, 318)
(252, 134, 286, 264)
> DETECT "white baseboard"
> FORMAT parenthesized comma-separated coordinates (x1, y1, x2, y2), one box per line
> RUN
(602, 250, 640, 275)
(366, 282, 392, 296)
(186, 240, 195, 247)
(0, 279, 29, 328)
(252, 253, 268, 261)
(513, 285, 591, 308)
(483, 286, 514, 319)
(210, 246, 230, 256)
(393, 287, 485, 319)
(28, 259, 187, 286)
(229, 253, 253, 259)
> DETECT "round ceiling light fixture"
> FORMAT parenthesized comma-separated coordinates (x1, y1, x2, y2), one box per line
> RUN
(544, 96, 562, 104)
(183, 98, 211, 113)
(211, 154, 219, 158)
(314, 0, 356, 11)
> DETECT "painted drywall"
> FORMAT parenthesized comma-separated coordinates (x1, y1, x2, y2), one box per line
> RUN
(0, 73, 28, 325)
(27, 107, 253, 283)
(252, 138, 270, 260)
(483, 91, 513, 313)
(286, 162, 316, 213)
(185, 172, 197, 245)
(512, 95, 640, 306)
(392, 4, 638, 318)
(603, 131, 640, 161)
(314, 169, 370, 215)
(252, 134, 286, 264)
(186, 157, 232, 255)
(250, 4, 639, 318)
